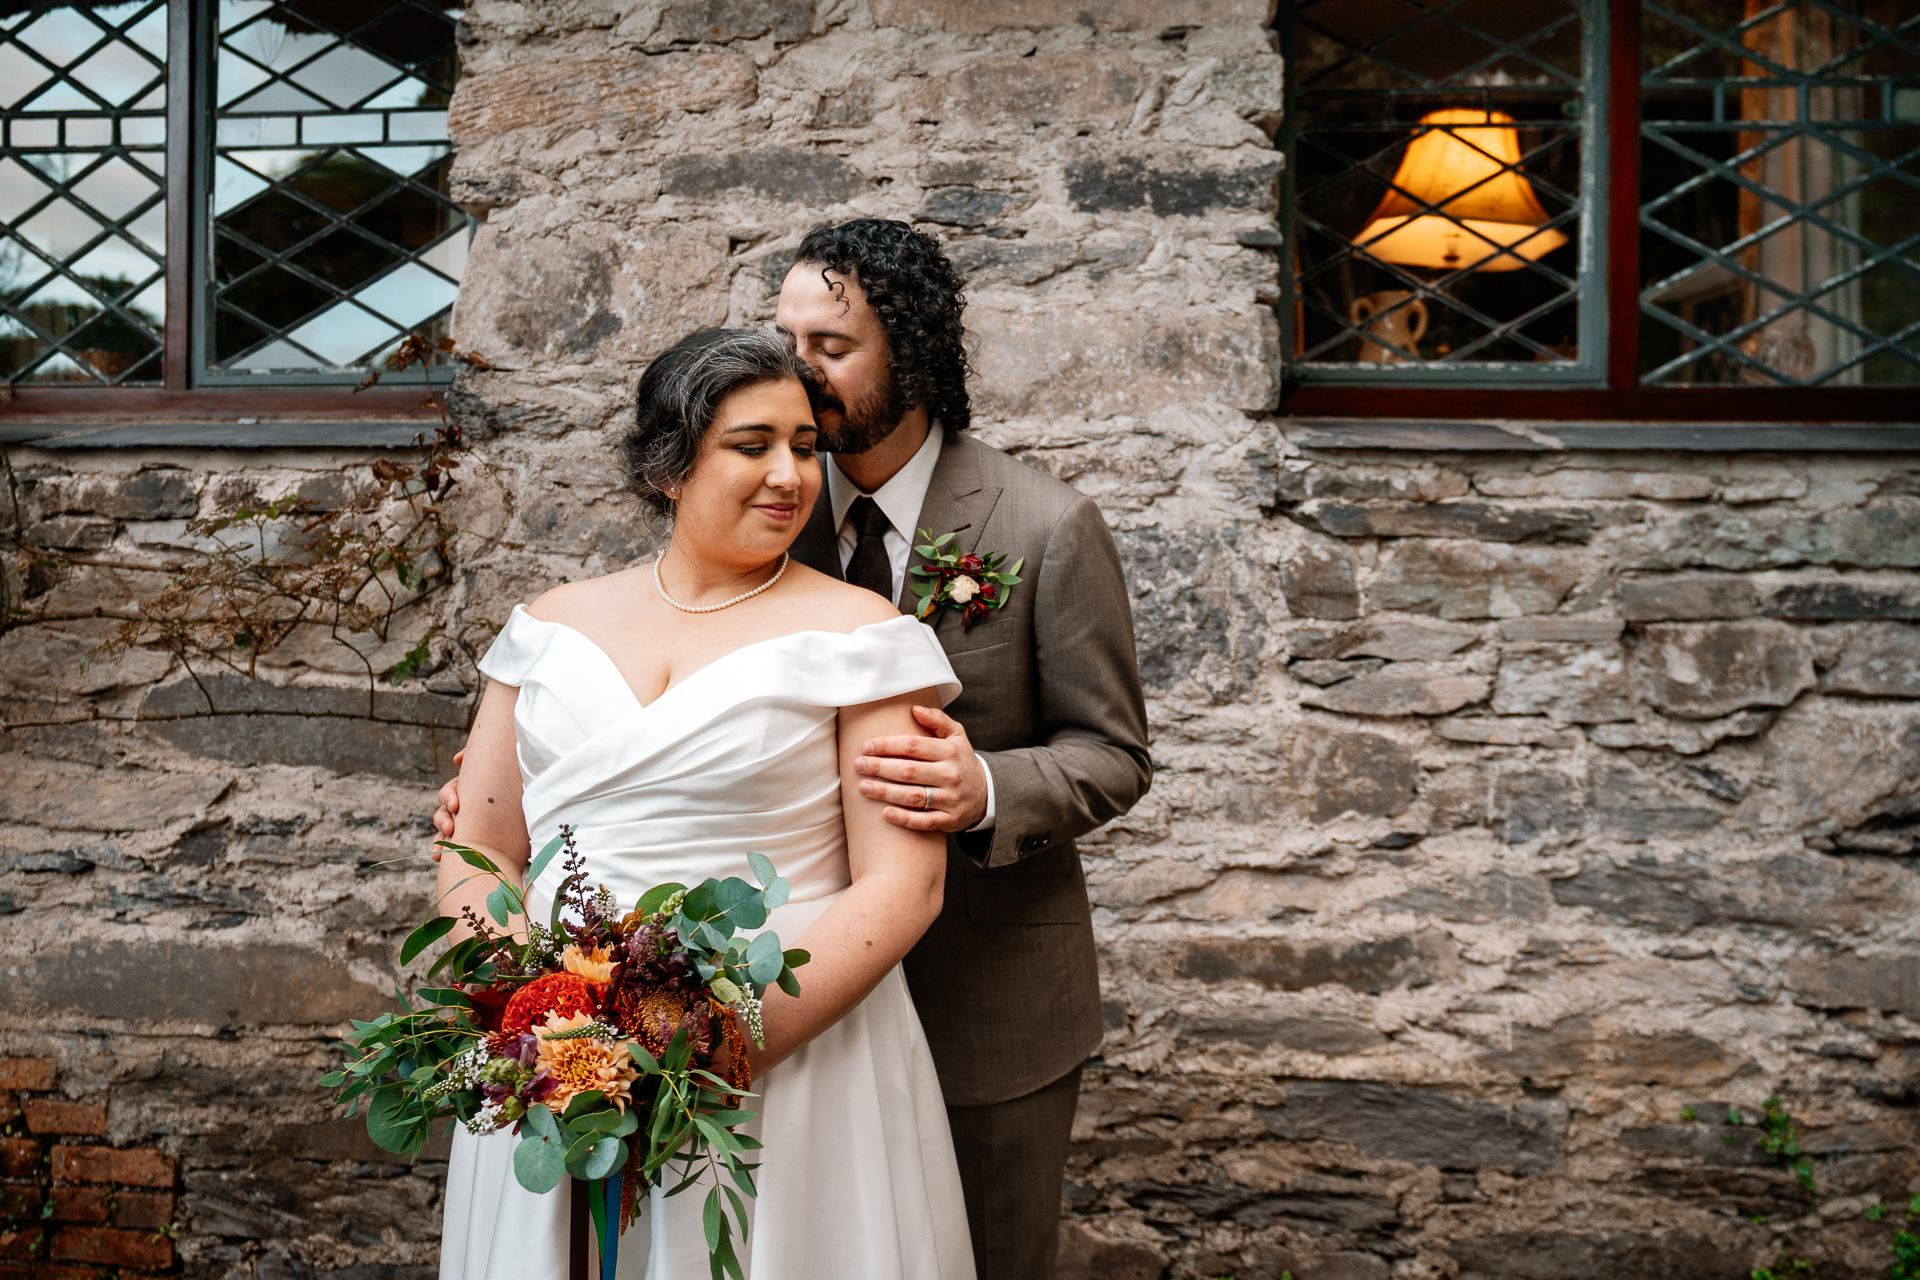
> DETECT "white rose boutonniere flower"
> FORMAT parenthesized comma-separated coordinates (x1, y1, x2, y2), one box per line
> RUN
(908, 529, 1023, 631)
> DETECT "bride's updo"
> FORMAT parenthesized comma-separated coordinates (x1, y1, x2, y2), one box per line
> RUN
(620, 327, 812, 519)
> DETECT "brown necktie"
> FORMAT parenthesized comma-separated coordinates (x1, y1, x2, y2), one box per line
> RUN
(844, 496, 894, 602)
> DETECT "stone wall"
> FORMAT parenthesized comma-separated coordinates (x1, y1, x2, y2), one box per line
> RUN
(3, 2, 1918, 1278)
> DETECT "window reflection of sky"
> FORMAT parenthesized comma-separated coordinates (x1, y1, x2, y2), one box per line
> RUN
(212, 0, 465, 371)
(2, 0, 464, 380)
(1, 1, 166, 378)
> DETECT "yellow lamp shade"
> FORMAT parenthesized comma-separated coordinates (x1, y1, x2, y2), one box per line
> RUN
(1355, 109, 1570, 273)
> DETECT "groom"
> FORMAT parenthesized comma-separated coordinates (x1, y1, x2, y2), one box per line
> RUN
(776, 220, 1150, 1280)
(438, 220, 1150, 1279)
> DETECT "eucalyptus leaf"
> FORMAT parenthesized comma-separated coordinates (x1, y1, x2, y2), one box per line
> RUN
(571, 1109, 626, 1135)
(579, 1135, 624, 1181)
(523, 1103, 561, 1141)
(400, 915, 457, 964)
(744, 932, 783, 984)
(513, 1126, 567, 1194)
(630, 1044, 661, 1075)
(366, 1084, 417, 1154)
(451, 845, 497, 873)
(703, 1187, 723, 1250)
(560, 1090, 606, 1122)
(709, 976, 744, 1005)
(746, 852, 777, 888)
(526, 832, 567, 887)
(485, 881, 514, 927)
(776, 968, 802, 998)
(637, 881, 686, 916)
(761, 876, 790, 910)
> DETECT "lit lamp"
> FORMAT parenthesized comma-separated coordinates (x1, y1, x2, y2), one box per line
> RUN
(1355, 109, 1569, 273)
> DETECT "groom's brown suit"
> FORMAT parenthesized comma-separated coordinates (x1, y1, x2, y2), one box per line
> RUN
(791, 426, 1151, 1278)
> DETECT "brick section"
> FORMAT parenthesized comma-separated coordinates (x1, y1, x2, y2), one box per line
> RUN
(49, 1186, 109, 1223)
(0, 1187, 41, 1220)
(109, 1190, 173, 1232)
(51, 1225, 172, 1269)
(0, 1060, 55, 1092)
(0, 1226, 43, 1261)
(23, 1101, 106, 1137)
(0, 1138, 41, 1178)
(49, 1147, 174, 1188)
(0, 1091, 17, 1124)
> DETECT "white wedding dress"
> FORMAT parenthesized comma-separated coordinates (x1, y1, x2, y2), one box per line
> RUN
(439, 607, 976, 1280)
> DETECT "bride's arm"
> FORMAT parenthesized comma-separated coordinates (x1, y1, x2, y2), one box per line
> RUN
(434, 679, 533, 941)
(746, 688, 948, 1075)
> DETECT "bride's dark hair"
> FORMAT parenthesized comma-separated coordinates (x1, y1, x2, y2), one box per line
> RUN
(620, 327, 812, 519)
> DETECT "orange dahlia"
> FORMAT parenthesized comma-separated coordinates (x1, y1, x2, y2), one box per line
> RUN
(562, 943, 617, 986)
(534, 1013, 637, 1113)
(500, 972, 599, 1038)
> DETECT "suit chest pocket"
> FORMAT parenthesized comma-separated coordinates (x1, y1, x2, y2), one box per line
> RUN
(962, 846, 1087, 925)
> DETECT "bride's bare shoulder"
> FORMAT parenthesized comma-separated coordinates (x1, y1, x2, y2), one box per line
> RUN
(523, 568, 647, 628)
(781, 561, 904, 633)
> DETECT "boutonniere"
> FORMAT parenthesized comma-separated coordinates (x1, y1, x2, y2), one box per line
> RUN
(909, 529, 1023, 631)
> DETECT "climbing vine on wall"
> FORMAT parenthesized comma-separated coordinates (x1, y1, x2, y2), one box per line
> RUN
(0, 335, 505, 732)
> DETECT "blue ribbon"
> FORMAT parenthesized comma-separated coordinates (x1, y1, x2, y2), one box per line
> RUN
(600, 1171, 622, 1280)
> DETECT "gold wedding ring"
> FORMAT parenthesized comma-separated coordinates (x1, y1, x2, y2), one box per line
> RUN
(923, 785, 933, 810)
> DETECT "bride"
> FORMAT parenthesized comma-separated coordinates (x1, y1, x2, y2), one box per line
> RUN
(435, 328, 975, 1279)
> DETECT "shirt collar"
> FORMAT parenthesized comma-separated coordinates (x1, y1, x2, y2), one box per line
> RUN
(825, 420, 945, 539)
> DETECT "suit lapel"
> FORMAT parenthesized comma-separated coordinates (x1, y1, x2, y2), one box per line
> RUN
(903, 430, 1004, 632)
(789, 485, 843, 581)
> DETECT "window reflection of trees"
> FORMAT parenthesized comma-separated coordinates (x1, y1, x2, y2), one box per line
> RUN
(1641, 0, 1920, 387)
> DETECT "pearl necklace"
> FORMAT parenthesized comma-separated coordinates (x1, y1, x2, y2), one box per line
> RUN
(654, 550, 789, 614)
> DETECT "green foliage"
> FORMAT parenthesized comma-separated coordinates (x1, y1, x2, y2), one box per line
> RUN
(1755, 1095, 1815, 1191)
(322, 828, 808, 1280)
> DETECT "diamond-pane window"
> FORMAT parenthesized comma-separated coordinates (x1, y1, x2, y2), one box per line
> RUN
(0, 0, 167, 386)
(1282, 0, 1601, 382)
(203, 0, 466, 381)
(1641, 0, 1920, 386)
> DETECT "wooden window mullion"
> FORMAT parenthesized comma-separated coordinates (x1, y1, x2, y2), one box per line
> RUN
(162, 0, 190, 390)
(1607, 0, 1642, 390)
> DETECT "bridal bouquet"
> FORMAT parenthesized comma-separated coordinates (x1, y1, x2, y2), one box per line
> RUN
(319, 826, 807, 1280)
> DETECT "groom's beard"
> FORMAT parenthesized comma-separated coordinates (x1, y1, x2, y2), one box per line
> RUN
(811, 364, 911, 455)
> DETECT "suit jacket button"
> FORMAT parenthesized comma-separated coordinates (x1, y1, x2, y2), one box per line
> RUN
(1020, 834, 1050, 854)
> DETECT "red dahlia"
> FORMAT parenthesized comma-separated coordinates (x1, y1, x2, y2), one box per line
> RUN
(500, 972, 600, 1038)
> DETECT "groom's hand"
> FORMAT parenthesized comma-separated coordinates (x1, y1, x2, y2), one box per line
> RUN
(427, 749, 465, 861)
(856, 705, 988, 833)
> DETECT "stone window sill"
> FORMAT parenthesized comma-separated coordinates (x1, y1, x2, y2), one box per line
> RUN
(1285, 421, 1920, 451)
(2, 422, 434, 449)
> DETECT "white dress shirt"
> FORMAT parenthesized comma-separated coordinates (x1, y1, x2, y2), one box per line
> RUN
(825, 424, 997, 830)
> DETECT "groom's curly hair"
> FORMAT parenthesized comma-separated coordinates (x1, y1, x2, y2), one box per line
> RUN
(792, 219, 972, 433)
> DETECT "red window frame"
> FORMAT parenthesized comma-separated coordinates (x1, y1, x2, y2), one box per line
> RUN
(1282, 0, 1916, 423)
(0, 0, 444, 426)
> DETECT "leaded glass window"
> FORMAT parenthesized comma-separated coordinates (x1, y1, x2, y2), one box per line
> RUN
(0, 0, 168, 386)
(1640, 0, 1920, 386)
(1282, 0, 1603, 382)
(201, 0, 465, 383)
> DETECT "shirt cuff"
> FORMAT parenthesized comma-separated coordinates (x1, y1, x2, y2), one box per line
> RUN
(967, 755, 997, 832)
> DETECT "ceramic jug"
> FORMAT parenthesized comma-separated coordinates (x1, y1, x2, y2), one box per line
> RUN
(1350, 290, 1430, 362)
